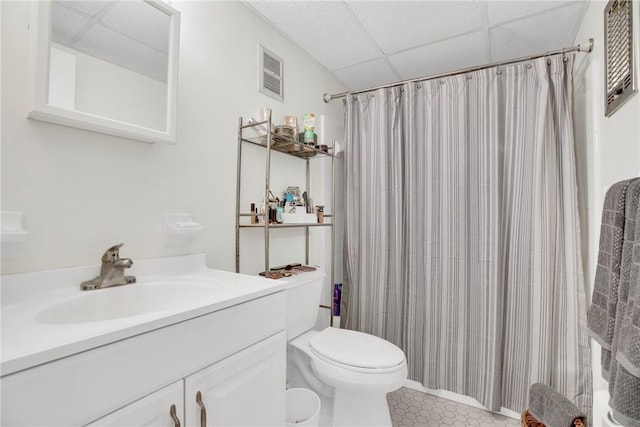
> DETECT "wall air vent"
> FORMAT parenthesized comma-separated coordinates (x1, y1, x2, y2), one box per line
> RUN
(604, 0, 637, 117)
(258, 44, 284, 103)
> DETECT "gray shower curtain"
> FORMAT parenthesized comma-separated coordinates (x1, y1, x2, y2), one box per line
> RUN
(343, 54, 592, 414)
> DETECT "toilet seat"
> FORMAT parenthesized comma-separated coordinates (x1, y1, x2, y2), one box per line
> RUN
(288, 327, 408, 424)
(309, 328, 406, 373)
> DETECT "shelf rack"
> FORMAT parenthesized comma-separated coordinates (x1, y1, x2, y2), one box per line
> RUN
(235, 112, 335, 290)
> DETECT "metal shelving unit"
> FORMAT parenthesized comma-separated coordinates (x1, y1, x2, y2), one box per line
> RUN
(235, 112, 335, 289)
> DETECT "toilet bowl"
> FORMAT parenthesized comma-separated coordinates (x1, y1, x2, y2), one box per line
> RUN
(283, 270, 408, 426)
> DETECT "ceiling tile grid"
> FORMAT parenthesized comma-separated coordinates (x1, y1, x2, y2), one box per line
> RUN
(59, 1, 114, 18)
(488, 2, 587, 62)
(247, 0, 382, 70)
(332, 57, 401, 91)
(347, 1, 487, 55)
(387, 30, 490, 81)
(52, 2, 92, 45)
(52, 1, 171, 83)
(100, 1, 170, 53)
(486, 1, 580, 26)
(245, 0, 589, 92)
(75, 23, 168, 82)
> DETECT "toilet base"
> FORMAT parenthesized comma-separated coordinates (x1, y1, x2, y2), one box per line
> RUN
(332, 389, 392, 427)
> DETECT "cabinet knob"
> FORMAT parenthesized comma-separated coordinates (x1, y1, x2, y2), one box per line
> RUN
(169, 404, 181, 427)
(196, 391, 207, 427)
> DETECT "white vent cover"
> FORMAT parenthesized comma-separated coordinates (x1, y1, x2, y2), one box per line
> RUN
(604, 0, 637, 117)
(258, 44, 284, 102)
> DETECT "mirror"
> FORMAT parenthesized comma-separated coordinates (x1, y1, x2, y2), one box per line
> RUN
(28, 0, 180, 144)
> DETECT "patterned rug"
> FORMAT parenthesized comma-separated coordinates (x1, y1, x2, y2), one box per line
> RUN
(387, 387, 520, 427)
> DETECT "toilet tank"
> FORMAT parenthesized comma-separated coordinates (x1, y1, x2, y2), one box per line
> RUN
(281, 268, 325, 340)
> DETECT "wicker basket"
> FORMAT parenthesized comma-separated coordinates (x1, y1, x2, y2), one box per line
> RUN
(521, 410, 545, 427)
(520, 410, 586, 427)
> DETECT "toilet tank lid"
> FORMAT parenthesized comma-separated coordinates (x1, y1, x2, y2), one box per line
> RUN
(310, 327, 406, 369)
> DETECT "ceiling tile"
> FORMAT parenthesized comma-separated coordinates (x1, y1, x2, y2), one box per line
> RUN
(332, 58, 400, 91)
(56, 1, 113, 18)
(247, 1, 380, 70)
(101, 1, 171, 53)
(486, 1, 582, 26)
(243, 0, 589, 91)
(388, 31, 489, 80)
(347, 1, 486, 55)
(73, 23, 168, 82)
(489, 2, 585, 62)
(52, 2, 91, 45)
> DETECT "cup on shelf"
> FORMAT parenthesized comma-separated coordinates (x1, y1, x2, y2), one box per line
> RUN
(285, 116, 298, 135)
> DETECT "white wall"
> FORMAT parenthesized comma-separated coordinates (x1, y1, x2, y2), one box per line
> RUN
(1, 1, 345, 279)
(49, 43, 168, 131)
(72, 44, 168, 131)
(573, 0, 640, 393)
(48, 46, 76, 110)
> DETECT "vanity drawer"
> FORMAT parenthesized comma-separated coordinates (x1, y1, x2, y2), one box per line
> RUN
(1, 291, 285, 426)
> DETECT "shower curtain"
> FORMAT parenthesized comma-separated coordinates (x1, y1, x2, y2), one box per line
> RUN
(342, 54, 592, 414)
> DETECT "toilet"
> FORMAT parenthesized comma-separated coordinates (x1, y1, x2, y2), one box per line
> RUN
(283, 269, 408, 427)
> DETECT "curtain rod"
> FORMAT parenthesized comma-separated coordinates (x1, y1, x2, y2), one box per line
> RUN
(322, 38, 594, 103)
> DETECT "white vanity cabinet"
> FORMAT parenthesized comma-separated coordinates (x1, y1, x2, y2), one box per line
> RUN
(86, 381, 185, 427)
(1, 291, 286, 426)
(185, 332, 285, 426)
(87, 332, 285, 427)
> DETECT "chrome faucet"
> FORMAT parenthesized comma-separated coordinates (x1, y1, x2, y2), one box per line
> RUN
(81, 243, 136, 290)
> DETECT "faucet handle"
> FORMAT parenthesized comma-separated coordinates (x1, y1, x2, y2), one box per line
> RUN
(102, 243, 124, 263)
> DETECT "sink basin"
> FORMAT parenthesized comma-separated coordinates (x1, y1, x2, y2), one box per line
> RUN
(36, 279, 216, 324)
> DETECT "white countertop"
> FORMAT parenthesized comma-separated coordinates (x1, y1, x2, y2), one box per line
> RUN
(1, 254, 289, 376)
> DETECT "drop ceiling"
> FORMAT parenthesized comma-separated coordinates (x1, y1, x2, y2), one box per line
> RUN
(52, 1, 170, 82)
(246, 1, 590, 92)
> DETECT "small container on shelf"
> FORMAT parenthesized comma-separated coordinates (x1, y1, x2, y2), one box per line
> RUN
(315, 206, 325, 223)
(250, 203, 259, 224)
(298, 132, 317, 146)
(282, 210, 317, 224)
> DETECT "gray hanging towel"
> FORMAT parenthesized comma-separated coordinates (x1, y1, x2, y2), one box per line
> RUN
(609, 179, 640, 427)
(616, 187, 640, 378)
(527, 383, 586, 427)
(587, 178, 638, 378)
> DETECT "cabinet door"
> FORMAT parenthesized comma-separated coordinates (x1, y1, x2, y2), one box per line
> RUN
(185, 331, 286, 427)
(86, 381, 184, 427)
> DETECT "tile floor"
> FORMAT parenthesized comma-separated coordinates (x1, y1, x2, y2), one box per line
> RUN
(387, 387, 520, 427)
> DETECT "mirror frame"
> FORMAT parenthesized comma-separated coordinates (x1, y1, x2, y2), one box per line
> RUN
(27, 0, 180, 144)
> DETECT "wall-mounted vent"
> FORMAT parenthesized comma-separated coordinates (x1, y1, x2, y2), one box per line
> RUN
(604, 0, 637, 117)
(258, 44, 284, 103)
